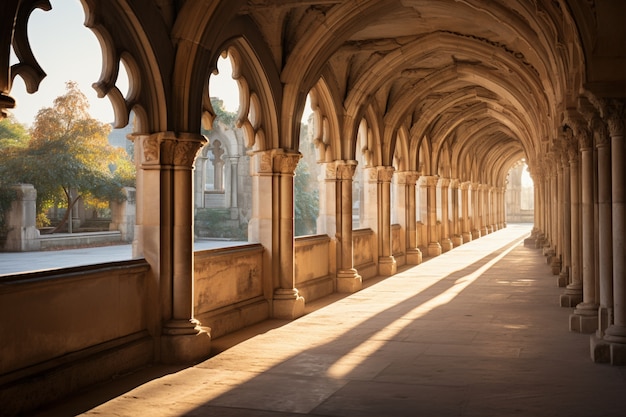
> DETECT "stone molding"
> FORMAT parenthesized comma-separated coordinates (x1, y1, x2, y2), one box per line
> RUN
(136, 132, 206, 169)
(250, 149, 302, 175)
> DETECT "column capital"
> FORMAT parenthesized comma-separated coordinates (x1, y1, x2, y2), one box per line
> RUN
(423, 175, 439, 187)
(250, 149, 302, 175)
(367, 165, 395, 182)
(605, 99, 625, 137)
(459, 181, 471, 190)
(449, 178, 460, 188)
(133, 131, 206, 169)
(438, 178, 451, 188)
(395, 170, 420, 185)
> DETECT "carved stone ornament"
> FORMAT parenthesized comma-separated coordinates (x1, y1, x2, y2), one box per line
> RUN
(606, 99, 625, 137)
(377, 166, 395, 182)
(274, 152, 302, 175)
(336, 160, 358, 180)
(395, 171, 419, 185)
(139, 132, 206, 168)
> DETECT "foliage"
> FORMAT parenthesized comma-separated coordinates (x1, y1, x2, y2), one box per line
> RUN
(0, 117, 29, 241)
(0, 81, 133, 233)
(194, 208, 247, 240)
(209, 97, 238, 129)
(294, 156, 319, 237)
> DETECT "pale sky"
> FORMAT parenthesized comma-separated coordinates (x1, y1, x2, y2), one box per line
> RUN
(8, 0, 240, 127)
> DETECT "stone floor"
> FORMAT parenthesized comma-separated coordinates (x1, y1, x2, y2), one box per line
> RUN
(34, 224, 626, 416)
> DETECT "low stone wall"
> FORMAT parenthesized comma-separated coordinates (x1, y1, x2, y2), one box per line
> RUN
(392, 224, 405, 267)
(194, 244, 268, 339)
(353, 228, 377, 279)
(0, 260, 152, 415)
(295, 234, 334, 301)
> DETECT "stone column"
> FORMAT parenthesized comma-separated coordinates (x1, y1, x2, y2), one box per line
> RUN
(561, 141, 583, 307)
(439, 178, 453, 252)
(551, 160, 562, 275)
(559, 151, 571, 287)
(471, 182, 481, 240)
(336, 160, 362, 292)
(249, 149, 305, 319)
(595, 130, 613, 335)
(377, 166, 397, 276)
(134, 132, 211, 364)
(425, 175, 442, 257)
(397, 171, 422, 264)
(602, 100, 626, 364)
(479, 184, 488, 236)
(450, 179, 463, 246)
(570, 129, 599, 333)
(460, 181, 472, 242)
(2, 184, 40, 251)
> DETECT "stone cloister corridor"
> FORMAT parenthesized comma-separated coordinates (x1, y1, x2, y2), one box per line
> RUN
(35, 225, 626, 416)
(1, 0, 625, 414)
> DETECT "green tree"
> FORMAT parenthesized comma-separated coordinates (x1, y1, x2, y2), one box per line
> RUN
(0, 81, 130, 233)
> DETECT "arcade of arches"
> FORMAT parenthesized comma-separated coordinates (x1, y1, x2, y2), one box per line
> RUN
(1, 0, 625, 412)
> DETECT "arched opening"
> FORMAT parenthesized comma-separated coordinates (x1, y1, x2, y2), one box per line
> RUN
(505, 159, 534, 223)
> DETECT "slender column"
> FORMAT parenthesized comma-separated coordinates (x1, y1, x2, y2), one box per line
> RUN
(250, 149, 304, 319)
(561, 141, 583, 307)
(376, 166, 397, 275)
(425, 175, 442, 257)
(559, 152, 571, 287)
(479, 184, 488, 236)
(440, 178, 453, 252)
(397, 171, 422, 264)
(570, 129, 599, 333)
(336, 161, 362, 292)
(551, 160, 563, 275)
(450, 179, 463, 246)
(596, 133, 613, 335)
(460, 181, 472, 242)
(603, 100, 626, 364)
(134, 132, 211, 364)
(471, 182, 481, 239)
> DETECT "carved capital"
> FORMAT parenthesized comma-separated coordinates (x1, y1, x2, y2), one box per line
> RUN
(459, 181, 471, 190)
(250, 149, 302, 175)
(449, 178, 460, 189)
(395, 170, 419, 186)
(135, 132, 206, 168)
(377, 166, 395, 183)
(438, 178, 450, 188)
(336, 160, 358, 180)
(424, 175, 440, 188)
(606, 99, 625, 137)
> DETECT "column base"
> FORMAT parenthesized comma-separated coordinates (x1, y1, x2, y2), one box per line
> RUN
(441, 238, 453, 253)
(550, 258, 561, 275)
(452, 235, 463, 247)
(604, 325, 626, 365)
(427, 242, 442, 257)
(406, 248, 422, 265)
(378, 256, 397, 276)
(569, 302, 599, 333)
(273, 289, 305, 319)
(471, 229, 481, 240)
(336, 269, 362, 293)
(560, 284, 582, 307)
(480, 227, 488, 236)
(462, 232, 472, 243)
(160, 319, 211, 365)
(590, 334, 611, 363)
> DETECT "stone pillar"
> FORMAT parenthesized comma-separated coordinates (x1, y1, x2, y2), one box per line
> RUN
(595, 132, 613, 335)
(551, 161, 562, 275)
(397, 171, 422, 264)
(376, 166, 397, 276)
(479, 184, 488, 236)
(2, 184, 40, 251)
(471, 182, 481, 240)
(602, 100, 626, 364)
(439, 178, 453, 252)
(134, 132, 211, 364)
(336, 161, 362, 292)
(228, 156, 239, 209)
(561, 141, 583, 307)
(425, 175, 442, 257)
(559, 152, 571, 287)
(109, 186, 136, 242)
(570, 130, 598, 333)
(450, 179, 463, 246)
(249, 149, 305, 319)
(460, 181, 472, 242)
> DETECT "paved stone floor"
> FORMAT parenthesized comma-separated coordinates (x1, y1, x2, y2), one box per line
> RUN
(34, 224, 626, 416)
